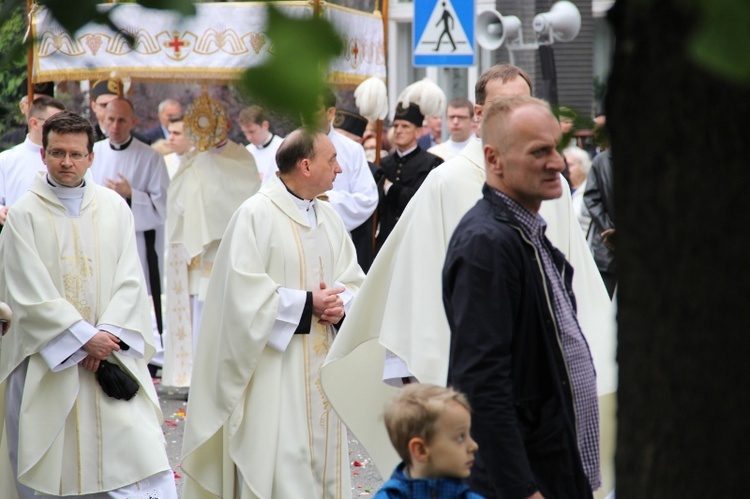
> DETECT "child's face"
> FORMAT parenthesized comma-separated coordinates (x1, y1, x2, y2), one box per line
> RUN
(423, 401, 478, 479)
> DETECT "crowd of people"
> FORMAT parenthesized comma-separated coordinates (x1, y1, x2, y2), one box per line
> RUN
(0, 64, 616, 499)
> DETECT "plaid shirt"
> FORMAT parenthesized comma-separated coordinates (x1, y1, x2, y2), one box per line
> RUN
(493, 189, 601, 490)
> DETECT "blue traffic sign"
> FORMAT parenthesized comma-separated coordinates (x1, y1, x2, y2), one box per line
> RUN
(413, 0, 475, 67)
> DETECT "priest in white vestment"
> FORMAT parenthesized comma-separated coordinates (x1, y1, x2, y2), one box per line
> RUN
(321, 65, 618, 498)
(181, 129, 365, 499)
(0, 111, 176, 498)
(163, 96, 260, 388)
(0, 96, 65, 225)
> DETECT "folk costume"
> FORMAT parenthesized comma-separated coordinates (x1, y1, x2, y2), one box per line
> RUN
(0, 173, 175, 498)
(181, 173, 364, 499)
(375, 78, 446, 251)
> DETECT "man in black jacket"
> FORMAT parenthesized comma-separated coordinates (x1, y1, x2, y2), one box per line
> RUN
(584, 150, 616, 297)
(444, 96, 599, 499)
(375, 100, 443, 252)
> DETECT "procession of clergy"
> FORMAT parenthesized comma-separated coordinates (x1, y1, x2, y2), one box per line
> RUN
(0, 64, 616, 499)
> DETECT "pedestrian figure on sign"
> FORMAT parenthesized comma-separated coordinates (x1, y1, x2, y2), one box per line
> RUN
(435, 2, 457, 52)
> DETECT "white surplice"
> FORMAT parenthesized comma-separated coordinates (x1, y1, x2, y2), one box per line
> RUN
(247, 134, 283, 186)
(326, 126, 378, 231)
(0, 136, 45, 207)
(162, 141, 260, 387)
(181, 174, 364, 499)
(0, 173, 175, 498)
(91, 137, 170, 296)
(321, 138, 618, 493)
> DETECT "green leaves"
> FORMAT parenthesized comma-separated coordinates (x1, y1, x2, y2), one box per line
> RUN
(240, 5, 344, 127)
(38, 0, 109, 35)
(689, 0, 750, 83)
(137, 0, 195, 17)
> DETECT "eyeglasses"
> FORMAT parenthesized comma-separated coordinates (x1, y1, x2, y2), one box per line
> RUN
(46, 150, 90, 161)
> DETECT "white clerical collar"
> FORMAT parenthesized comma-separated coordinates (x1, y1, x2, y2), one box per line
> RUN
(109, 136, 134, 151)
(46, 174, 86, 216)
(280, 178, 317, 226)
(396, 144, 418, 157)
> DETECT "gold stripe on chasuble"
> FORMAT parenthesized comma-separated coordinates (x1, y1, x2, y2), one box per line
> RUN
(290, 219, 316, 468)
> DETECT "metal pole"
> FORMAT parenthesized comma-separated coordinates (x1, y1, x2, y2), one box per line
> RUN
(26, 0, 34, 102)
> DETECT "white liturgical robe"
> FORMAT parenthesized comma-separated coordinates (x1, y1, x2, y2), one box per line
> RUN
(321, 138, 618, 495)
(326, 126, 378, 231)
(163, 140, 260, 387)
(91, 137, 170, 297)
(181, 174, 365, 499)
(247, 133, 283, 186)
(0, 173, 175, 498)
(0, 136, 45, 207)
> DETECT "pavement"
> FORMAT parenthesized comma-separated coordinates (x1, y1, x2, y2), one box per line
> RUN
(156, 381, 385, 497)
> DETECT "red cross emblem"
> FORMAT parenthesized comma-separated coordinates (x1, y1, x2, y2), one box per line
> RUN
(352, 40, 360, 64)
(166, 33, 187, 56)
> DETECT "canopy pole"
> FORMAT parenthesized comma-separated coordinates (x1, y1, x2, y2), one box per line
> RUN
(26, 0, 34, 102)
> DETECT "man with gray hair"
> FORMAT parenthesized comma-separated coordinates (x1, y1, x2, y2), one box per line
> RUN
(142, 98, 182, 144)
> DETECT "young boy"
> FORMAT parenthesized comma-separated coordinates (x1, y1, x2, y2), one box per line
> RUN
(376, 384, 484, 498)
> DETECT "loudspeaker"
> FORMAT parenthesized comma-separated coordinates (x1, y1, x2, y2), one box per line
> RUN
(532, 1, 581, 43)
(476, 9, 521, 50)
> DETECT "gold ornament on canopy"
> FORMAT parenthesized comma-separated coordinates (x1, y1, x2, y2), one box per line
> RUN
(184, 90, 227, 152)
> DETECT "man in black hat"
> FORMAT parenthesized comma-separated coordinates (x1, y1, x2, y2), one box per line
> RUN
(375, 102, 443, 252)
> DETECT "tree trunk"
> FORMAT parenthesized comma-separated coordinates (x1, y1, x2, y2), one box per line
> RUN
(609, 0, 750, 496)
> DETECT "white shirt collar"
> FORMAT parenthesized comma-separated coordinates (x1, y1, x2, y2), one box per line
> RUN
(396, 144, 418, 157)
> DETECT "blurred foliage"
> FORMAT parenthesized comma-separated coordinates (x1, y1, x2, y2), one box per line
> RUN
(689, 0, 750, 83)
(0, 0, 27, 140)
(240, 5, 343, 127)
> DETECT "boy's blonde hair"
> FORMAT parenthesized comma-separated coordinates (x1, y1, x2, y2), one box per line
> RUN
(383, 384, 471, 465)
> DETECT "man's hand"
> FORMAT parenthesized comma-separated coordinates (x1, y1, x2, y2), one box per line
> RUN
(104, 174, 132, 199)
(80, 355, 101, 373)
(83, 331, 121, 360)
(312, 282, 345, 326)
(601, 228, 616, 252)
(0, 205, 9, 225)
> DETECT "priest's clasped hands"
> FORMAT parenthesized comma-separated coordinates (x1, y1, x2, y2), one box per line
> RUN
(312, 282, 345, 326)
(81, 331, 122, 372)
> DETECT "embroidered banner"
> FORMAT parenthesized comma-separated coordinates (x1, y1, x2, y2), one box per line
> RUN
(31, 2, 386, 86)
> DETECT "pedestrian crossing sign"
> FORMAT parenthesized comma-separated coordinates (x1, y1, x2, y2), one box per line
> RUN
(413, 0, 475, 67)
